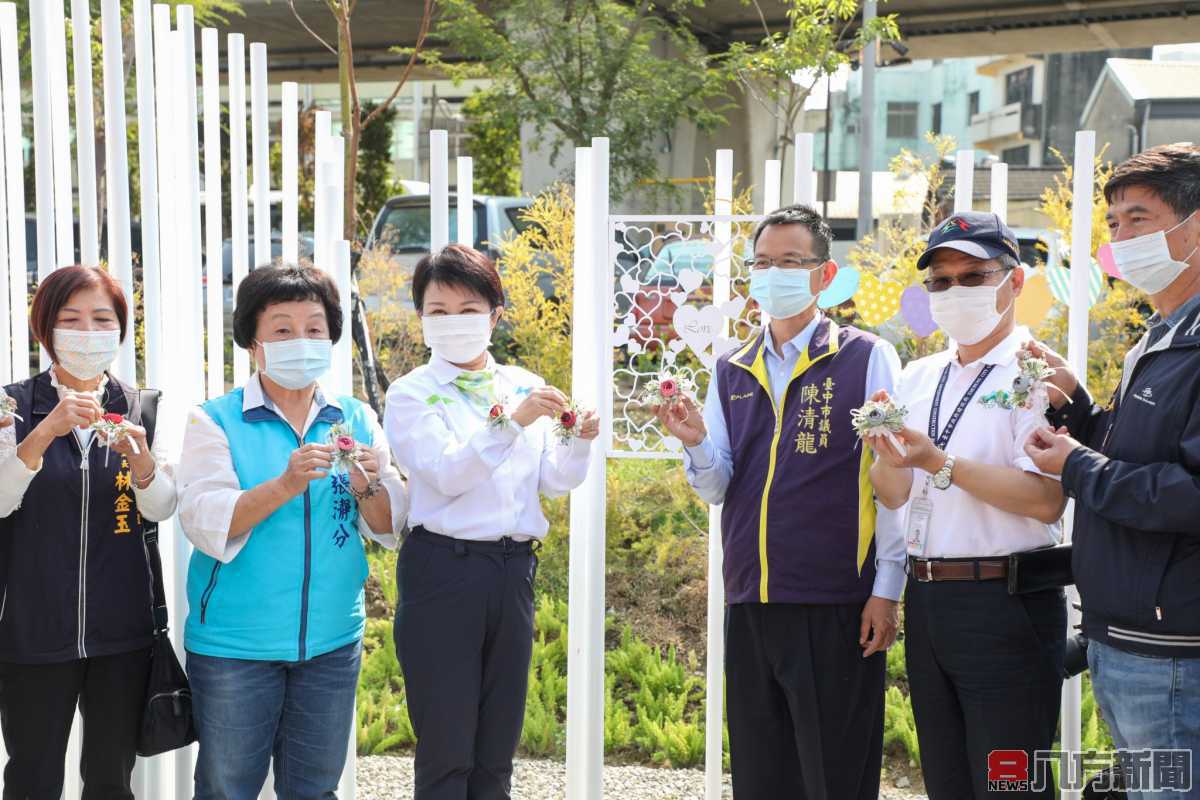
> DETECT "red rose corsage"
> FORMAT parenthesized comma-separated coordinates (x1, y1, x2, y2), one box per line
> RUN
(487, 402, 512, 430)
(91, 412, 139, 467)
(553, 401, 583, 445)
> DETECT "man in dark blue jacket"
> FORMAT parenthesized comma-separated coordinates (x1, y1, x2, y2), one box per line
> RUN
(1025, 144, 1200, 799)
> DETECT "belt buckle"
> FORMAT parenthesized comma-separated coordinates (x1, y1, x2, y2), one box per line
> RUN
(914, 559, 934, 583)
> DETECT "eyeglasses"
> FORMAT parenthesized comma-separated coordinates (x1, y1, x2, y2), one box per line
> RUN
(922, 267, 1012, 293)
(747, 256, 825, 270)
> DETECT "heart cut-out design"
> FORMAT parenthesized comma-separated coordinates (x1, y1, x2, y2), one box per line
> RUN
(720, 296, 747, 319)
(619, 274, 639, 295)
(676, 268, 704, 295)
(672, 304, 725, 368)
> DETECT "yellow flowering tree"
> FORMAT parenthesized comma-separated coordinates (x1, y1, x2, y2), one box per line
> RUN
(494, 184, 577, 393)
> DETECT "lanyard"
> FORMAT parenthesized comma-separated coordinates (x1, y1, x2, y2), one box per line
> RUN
(928, 362, 995, 450)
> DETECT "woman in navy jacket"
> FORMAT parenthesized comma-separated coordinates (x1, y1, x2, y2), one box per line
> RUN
(0, 265, 178, 798)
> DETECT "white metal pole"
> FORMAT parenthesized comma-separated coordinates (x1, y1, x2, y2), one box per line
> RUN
(565, 144, 595, 800)
(313, 110, 332, 272)
(228, 33, 250, 384)
(0, 47, 7, 386)
(177, 5, 205, 406)
(0, 4, 27, 382)
(46, 0, 74, 268)
(856, 0, 877, 241)
(28, 0, 57, 282)
(250, 42, 271, 268)
(99, 0, 135, 382)
(586, 136, 611, 797)
(202, 27, 224, 399)
(70, 0, 99, 266)
(1061, 130, 1094, 800)
(456, 156, 473, 246)
(152, 4, 175, 390)
(133, 0, 162, 389)
(793, 131, 815, 208)
(705, 149, 734, 800)
(990, 162, 1009, 224)
(953, 150, 975, 214)
(763, 159, 781, 215)
(281, 81, 299, 264)
(430, 130, 449, 252)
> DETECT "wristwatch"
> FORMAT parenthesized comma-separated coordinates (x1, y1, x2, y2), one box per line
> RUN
(932, 455, 956, 490)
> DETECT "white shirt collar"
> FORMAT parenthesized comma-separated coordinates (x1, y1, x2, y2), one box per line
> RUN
(428, 353, 498, 386)
(48, 364, 109, 399)
(946, 325, 1030, 370)
(764, 312, 824, 360)
(242, 371, 342, 414)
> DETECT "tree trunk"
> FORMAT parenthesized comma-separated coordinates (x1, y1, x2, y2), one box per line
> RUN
(333, 11, 384, 414)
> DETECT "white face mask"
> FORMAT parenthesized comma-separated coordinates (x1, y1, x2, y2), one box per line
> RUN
(422, 313, 494, 364)
(1109, 210, 1198, 295)
(261, 338, 332, 390)
(928, 271, 1014, 346)
(53, 329, 121, 381)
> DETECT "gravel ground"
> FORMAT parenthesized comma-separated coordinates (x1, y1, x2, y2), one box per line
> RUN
(357, 755, 929, 799)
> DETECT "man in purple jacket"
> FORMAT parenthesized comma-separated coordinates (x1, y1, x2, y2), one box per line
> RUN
(659, 205, 906, 800)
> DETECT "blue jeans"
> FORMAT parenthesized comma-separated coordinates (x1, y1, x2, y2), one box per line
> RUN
(1088, 640, 1200, 800)
(188, 640, 362, 800)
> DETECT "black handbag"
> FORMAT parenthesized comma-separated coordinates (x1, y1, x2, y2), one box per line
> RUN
(1007, 543, 1074, 595)
(135, 389, 197, 757)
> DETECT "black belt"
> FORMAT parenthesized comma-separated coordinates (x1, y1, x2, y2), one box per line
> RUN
(411, 525, 539, 556)
(908, 555, 1009, 583)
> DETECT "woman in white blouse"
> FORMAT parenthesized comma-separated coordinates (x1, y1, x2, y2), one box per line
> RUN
(385, 244, 597, 799)
(176, 264, 407, 797)
(0, 265, 177, 798)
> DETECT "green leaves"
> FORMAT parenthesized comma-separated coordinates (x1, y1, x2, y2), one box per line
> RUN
(434, 0, 730, 197)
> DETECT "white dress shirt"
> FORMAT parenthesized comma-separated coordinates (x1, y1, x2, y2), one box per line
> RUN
(177, 373, 407, 563)
(682, 313, 908, 601)
(897, 325, 1062, 558)
(0, 369, 177, 521)
(384, 354, 592, 541)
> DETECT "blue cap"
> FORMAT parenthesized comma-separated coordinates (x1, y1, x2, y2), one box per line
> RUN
(917, 211, 1021, 270)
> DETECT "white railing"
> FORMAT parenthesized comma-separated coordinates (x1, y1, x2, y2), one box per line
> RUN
(0, 1, 386, 796)
(0, 4, 1097, 799)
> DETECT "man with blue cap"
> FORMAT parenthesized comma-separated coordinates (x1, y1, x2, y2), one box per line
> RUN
(867, 210, 1069, 799)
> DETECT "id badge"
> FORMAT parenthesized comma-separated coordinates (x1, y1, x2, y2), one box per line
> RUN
(906, 495, 933, 554)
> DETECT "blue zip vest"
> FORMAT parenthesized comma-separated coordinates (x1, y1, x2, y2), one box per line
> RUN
(184, 388, 372, 661)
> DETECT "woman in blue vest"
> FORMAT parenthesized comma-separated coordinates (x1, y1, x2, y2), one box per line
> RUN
(177, 263, 408, 798)
(0, 265, 178, 798)
(384, 245, 598, 799)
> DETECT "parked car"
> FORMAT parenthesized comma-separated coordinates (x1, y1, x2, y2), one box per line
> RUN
(363, 193, 534, 307)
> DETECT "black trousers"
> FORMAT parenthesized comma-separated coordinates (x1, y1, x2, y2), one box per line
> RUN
(905, 579, 1066, 800)
(0, 647, 152, 800)
(394, 530, 537, 800)
(725, 602, 885, 800)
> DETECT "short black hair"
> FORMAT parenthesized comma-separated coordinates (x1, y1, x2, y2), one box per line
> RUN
(1105, 143, 1200, 220)
(412, 244, 505, 311)
(752, 204, 833, 261)
(232, 262, 343, 348)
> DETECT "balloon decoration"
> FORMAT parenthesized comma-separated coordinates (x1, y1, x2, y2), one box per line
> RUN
(853, 274, 904, 327)
(1046, 260, 1105, 307)
(1015, 273, 1056, 328)
(899, 286, 938, 337)
(818, 266, 861, 309)
(1096, 243, 1122, 279)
